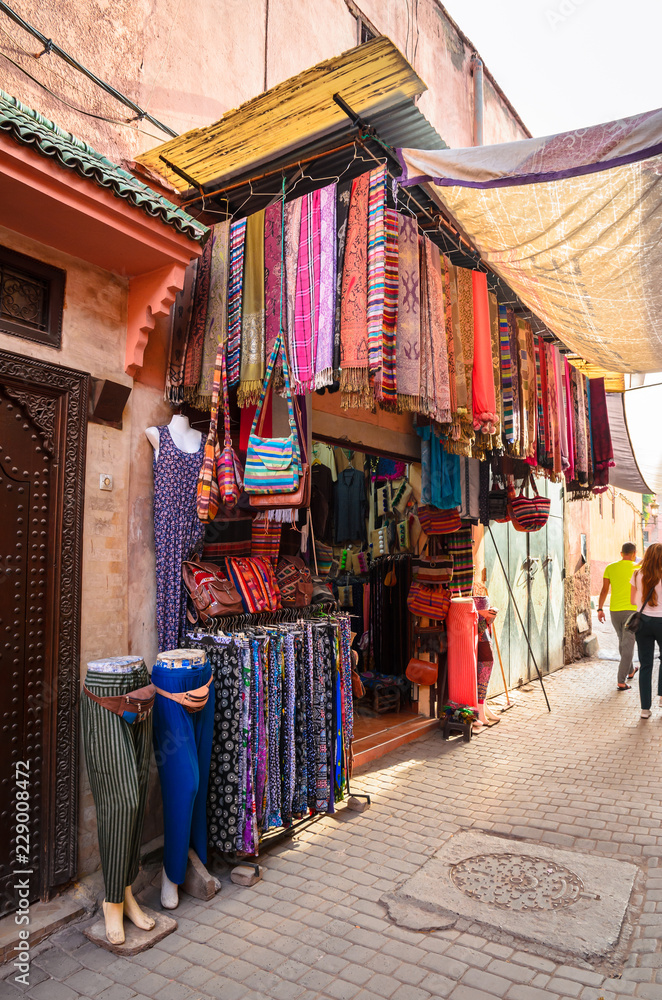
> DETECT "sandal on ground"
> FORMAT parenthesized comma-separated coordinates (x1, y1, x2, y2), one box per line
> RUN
(617, 684, 632, 690)
(627, 666, 639, 679)
(641, 709, 652, 719)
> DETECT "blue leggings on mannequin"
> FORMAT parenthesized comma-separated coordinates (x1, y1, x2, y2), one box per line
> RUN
(152, 661, 215, 885)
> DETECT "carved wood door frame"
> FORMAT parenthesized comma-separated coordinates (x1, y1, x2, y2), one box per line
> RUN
(0, 348, 89, 902)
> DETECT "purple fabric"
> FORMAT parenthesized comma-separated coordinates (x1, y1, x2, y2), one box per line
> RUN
(315, 183, 337, 387)
(293, 190, 321, 392)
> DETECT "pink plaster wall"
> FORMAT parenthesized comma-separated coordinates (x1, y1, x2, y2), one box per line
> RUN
(0, 0, 528, 169)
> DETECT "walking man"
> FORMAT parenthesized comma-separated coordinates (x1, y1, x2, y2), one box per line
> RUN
(597, 542, 639, 690)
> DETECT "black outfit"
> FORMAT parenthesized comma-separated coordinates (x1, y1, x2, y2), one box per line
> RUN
(636, 614, 662, 710)
(311, 464, 334, 542)
(334, 467, 367, 544)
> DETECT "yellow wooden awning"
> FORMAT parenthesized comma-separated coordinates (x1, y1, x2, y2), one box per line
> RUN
(566, 356, 625, 393)
(136, 37, 427, 193)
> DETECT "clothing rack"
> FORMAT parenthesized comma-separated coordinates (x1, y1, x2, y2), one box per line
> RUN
(185, 604, 370, 861)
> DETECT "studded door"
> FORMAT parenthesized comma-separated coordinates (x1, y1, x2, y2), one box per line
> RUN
(0, 351, 88, 914)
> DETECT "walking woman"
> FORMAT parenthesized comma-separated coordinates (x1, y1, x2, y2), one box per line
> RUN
(631, 543, 662, 718)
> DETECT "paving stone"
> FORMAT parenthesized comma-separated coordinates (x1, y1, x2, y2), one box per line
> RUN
(26, 984, 79, 1000)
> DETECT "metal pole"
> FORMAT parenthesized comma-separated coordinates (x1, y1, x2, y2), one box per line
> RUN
(487, 524, 551, 713)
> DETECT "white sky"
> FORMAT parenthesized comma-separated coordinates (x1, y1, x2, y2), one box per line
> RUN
(440, 0, 662, 138)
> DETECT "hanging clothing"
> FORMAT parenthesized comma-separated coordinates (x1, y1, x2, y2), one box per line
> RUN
(417, 426, 461, 509)
(166, 259, 198, 405)
(446, 526, 474, 596)
(378, 207, 399, 405)
(446, 597, 478, 707)
(152, 654, 215, 885)
(196, 222, 230, 410)
(292, 191, 321, 393)
(419, 239, 451, 424)
(183, 235, 213, 400)
(153, 426, 205, 652)
(333, 180, 353, 377)
(340, 173, 370, 408)
(264, 203, 283, 365)
(227, 219, 247, 387)
(335, 467, 368, 543)
(367, 165, 386, 374)
(471, 271, 497, 434)
(315, 183, 337, 388)
(239, 210, 266, 406)
(395, 217, 421, 411)
(589, 377, 614, 491)
(81, 659, 152, 904)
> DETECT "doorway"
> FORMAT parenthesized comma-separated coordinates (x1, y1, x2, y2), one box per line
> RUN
(0, 349, 88, 914)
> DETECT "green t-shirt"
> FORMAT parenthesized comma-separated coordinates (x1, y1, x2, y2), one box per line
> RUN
(604, 559, 638, 612)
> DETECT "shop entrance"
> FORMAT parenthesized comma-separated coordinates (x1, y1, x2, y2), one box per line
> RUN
(0, 351, 88, 915)
(484, 480, 565, 690)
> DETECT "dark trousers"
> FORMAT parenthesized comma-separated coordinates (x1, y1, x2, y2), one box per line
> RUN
(636, 614, 662, 710)
(152, 661, 215, 885)
(81, 665, 152, 903)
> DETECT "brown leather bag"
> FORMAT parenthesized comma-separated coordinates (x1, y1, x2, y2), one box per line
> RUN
(153, 676, 213, 713)
(249, 462, 311, 510)
(182, 557, 243, 623)
(405, 657, 438, 686)
(84, 684, 156, 723)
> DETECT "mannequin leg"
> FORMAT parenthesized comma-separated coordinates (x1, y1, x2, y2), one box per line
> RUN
(123, 885, 155, 930)
(189, 685, 215, 869)
(102, 901, 125, 945)
(161, 868, 180, 910)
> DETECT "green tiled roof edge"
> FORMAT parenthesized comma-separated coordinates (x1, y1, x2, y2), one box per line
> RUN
(0, 89, 208, 243)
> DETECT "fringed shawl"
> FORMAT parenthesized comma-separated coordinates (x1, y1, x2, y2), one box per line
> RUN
(227, 219, 247, 387)
(378, 207, 399, 406)
(315, 183, 336, 388)
(367, 165, 386, 373)
(471, 271, 497, 434)
(292, 191, 320, 394)
(165, 258, 197, 404)
(183, 233, 213, 398)
(395, 215, 420, 411)
(340, 172, 371, 408)
(419, 239, 451, 424)
(196, 222, 230, 410)
(238, 209, 266, 407)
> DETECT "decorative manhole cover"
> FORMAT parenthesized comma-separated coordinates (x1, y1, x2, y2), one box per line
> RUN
(450, 853, 584, 911)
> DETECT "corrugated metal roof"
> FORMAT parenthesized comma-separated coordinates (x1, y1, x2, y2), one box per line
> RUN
(0, 89, 208, 243)
(136, 37, 427, 193)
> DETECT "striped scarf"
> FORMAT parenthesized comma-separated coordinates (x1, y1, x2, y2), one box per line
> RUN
(367, 165, 386, 374)
(443, 256, 457, 416)
(538, 334, 551, 462)
(340, 172, 370, 408)
(238, 210, 266, 407)
(314, 183, 336, 389)
(498, 305, 513, 442)
(378, 207, 399, 406)
(488, 292, 502, 446)
(395, 215, 420, 411)
(507, 308, 521, 453)
(447, 527, 474, 596)
(516, 318, 530, 459)
(183, 233, 213, 398)
(227, 218, 247, 386)
(535, 335, 546, 466)
(196, 222, 230, 410)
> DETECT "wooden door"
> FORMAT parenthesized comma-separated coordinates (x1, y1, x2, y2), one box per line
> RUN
(0, 351, 88, 914)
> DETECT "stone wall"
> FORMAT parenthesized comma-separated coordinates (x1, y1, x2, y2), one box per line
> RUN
(564, 495, 593, 662)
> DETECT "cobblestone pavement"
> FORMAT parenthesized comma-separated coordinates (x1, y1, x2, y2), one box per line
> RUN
(4, 615, 662, 1000)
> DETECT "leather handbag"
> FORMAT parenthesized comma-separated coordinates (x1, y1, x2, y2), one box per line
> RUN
(625, 586, 656, 634)
(277, 555, 314, 607)
(407, 582, 451, 621)
(182, 557, 243, 622)
(249, 462, 311, 510)
(405, 657, 438, 686)
(245, 335, 302, 495)
(153, 676, 213, 714)
(417, 506, 462, 535)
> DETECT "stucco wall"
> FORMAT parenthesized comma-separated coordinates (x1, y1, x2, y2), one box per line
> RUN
(589, 488, 643, 595)
(0, 0, 528, 169)
(0, 224, 168, 875)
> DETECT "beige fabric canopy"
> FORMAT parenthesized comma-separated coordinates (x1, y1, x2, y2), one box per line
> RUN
(399, 109, 662, 373)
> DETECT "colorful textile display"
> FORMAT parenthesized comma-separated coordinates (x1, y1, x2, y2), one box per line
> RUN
(446, 597, 478, 708)
(442, 255, 457, 416)
(379, 207, 399, 405)
(333, 180, 352, 377)
(186, 610, 353, 852)
(498, 304, 514, 444)
(239, 210, 266, 406)
(419, 239, 451, 424)
(489, 293, 502, 438)
(315, 183, 337, 388)
(264, 203, 283, 364)
(165, 259, 197, 404)
(367, 165, 386, 373)
(395, 216, 420, 411)
(446, 526, 474, 596)
(227, 218, 247, 387)
(196, 222, 230, 410)
(340, 173, 370, 408)
(251, 514, 282, 565)
(183, 234, 213, 399)
(471, 270, 497, 434)
(292, 190, 321, 394)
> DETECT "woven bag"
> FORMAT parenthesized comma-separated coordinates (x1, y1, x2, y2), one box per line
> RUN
(245, 335, 302, 495)
(277, 555, 313, 607)
(217, 343, 243, 509)
(407, 582, 451, 621)
(417, 506, 462, 535)
(508, 476, 551, 532)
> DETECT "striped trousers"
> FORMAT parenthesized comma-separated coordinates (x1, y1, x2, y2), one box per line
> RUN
(80, 664, 152, 903)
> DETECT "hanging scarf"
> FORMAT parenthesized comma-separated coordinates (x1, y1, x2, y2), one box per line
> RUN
(367, 165, 386, 374)
(238, 209, 266, 407)
(506, 308, 521, 453)
(340, 172, 371, 408)
(264, 203, 283, 365)
(498, 304, 514, 444)
(516, 318, 531, 459)
(315, 183, 336, 389)
(165, 258, 197, 404)
(553, 345, 569, 471)
(333, 180, 352, 379)
(450, 266, 475, 455)
(442, 255, 457, 417)
(589, 377, 614, 490)
(489, 292, 502, 446)
(195, 222, 230, 410)
(564, 357, 576, 483)
(538, 335, 551, 463)
(419, 239, 451, 424)
(471, 271, 497, 434)
(395, 215, 420, 411)
(227, 218, 247, 387)
(183, 233, 213, 398)
(572, 369, 589, 486)
(545, 342, 563, 476)
(378, 207, 399, 406)
(524, 321, 538, 464)
(292, 191, 321, 393)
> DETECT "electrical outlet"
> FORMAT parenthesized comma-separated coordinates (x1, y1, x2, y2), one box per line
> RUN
(99, 473, 113, 491)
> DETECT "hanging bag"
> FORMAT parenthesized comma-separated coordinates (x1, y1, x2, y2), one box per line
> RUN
(508, 474, 551, 532)
(182, 556, 243, 622)
(625, 585, 657, 635)
(417, 506, 462, 535)
(245, 334, 302, 495)
(197, 379, 222, 522)
(407, 582, 451, 621)
(217, 341, 243, 509)
(412, 541, 454, 585)
(277, 555, 314, 607)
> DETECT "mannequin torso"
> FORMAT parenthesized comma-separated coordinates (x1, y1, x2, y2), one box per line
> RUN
(146, 414, 202, 461)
